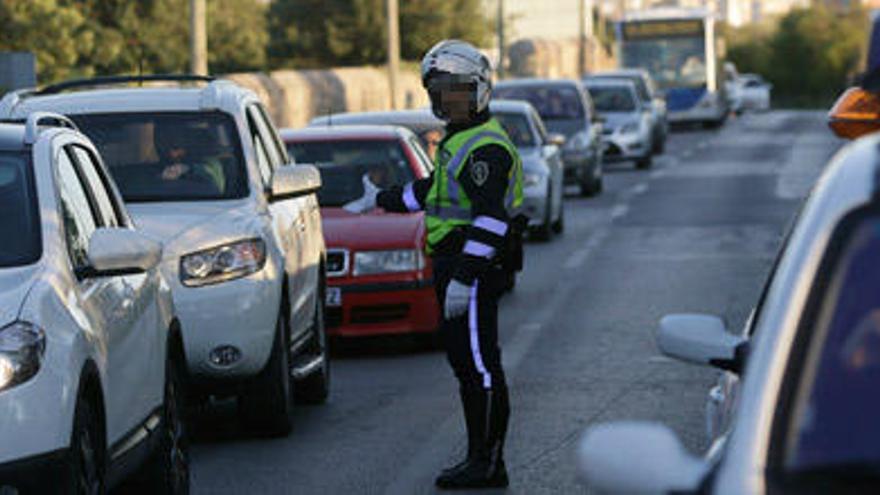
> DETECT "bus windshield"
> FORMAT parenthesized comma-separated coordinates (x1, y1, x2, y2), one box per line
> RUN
(621, 37, 706, 90)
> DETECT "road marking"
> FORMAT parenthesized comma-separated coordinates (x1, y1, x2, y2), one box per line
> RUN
(611, 204, 629, 220)
(682, 150, 694, 158)
(563, 247, 591, 269)
(631, 183, 649, 195)
(517, 322, 542, 332)
(648, 355, 675, 363)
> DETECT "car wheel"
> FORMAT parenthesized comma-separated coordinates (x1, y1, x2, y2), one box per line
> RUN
(238, 310, 292, 437)
(68, 393, 104, 495)
(636, 154, 653, 170)
(552, 199, 564, 234)
(139, 356, 190, 494)
(294, 287, 330, 405)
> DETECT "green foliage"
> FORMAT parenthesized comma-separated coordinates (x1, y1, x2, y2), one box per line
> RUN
(268, 0, 490, 68)
(725, 6, 868, 108)
(0, 0, 267, 84)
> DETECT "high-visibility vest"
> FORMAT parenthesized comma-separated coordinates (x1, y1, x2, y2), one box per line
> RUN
(425, 118, 524, 253)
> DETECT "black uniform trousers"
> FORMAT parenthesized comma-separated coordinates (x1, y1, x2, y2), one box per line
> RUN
(432, 254, 510, 459)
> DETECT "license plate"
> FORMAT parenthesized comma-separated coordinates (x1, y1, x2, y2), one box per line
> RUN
(326, 287, 342, 307)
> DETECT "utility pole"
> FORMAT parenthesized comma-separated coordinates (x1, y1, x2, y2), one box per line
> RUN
(190, 0, 208, 75)
(578, 0, 586, 77)
(497, 0, 505, 79)
(387, 0, 400, 109)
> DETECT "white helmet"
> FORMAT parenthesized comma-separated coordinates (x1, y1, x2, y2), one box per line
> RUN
(421, 39, 493, 119)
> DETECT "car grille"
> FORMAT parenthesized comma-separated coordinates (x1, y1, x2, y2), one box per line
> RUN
(350, 304, 410, 325)
(325, 307, 343, 328)
(327, 249, 349, 277)
(604, 143, 622, 156)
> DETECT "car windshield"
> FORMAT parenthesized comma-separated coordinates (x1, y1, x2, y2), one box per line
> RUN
(0, 152, 41, 267)
(494, 112, 535, 147)
(782, 218, 880, 473)
(588, 86, 637, 112)
(71, 112, 248, 202)
(494, 85, 585, 120)
(286, 139, 415, 207)
(594, 75, 651, 102)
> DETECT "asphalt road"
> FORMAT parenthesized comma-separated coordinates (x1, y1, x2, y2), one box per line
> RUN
(186, 111, 842, 494)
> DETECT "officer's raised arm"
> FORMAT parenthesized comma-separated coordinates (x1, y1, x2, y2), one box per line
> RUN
(376, 175, 433, 213)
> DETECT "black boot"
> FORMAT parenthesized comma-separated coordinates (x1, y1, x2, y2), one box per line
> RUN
(436, 387, 510, 490)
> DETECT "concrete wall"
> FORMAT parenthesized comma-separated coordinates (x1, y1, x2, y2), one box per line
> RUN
(507, 38, 617, 79)
(225, 66, 428, 129)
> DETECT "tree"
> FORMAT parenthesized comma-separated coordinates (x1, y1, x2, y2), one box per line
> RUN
(0, 0, 89, 82)
(208, 0, 269, 73)
(269, 0, 490, 68)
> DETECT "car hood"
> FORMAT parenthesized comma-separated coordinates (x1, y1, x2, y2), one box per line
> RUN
(322, 208, 424, 250)
(126, 200, 263, 260)
(0, 266, 40, 326)
(600, 112, 639, 131)
(543, 118, 587, 138)
(518, 147, 549, 174)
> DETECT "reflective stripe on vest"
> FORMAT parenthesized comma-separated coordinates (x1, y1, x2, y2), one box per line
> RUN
(424, 118, 524, 252)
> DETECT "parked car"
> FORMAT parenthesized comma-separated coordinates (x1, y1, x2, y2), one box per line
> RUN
(281, 125, 441, 339)
(736, 74, 772, 112)
(584, 78, 654, 169)
(0, 75, 330, 436)
(587, 68, 668, 153)
(578, 129, 880, 494)
(0, 113, 188, 492)
(310, 103, 565, 240)
(494, 79, 604, 196)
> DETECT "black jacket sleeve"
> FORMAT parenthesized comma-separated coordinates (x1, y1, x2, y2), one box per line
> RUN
(453, 144, 513, 284)
(376, 175, 433, 213)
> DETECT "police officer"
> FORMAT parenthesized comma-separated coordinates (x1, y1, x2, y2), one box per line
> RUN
(346, 39, 523, 489)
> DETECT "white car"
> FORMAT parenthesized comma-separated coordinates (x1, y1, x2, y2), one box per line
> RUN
(0, 75, 330, 436)
(577, 133, 880, 494)
(736, 74, 772, 112)
(584, 78, 654, 169)
(0, 114, 187, 492)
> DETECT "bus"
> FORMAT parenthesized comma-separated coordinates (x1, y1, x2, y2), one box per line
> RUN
(616, 8, 727, 127)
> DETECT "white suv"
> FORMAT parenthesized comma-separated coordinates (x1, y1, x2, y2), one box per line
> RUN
(0, 114, 188, 493)
(0, 76, 330, 436)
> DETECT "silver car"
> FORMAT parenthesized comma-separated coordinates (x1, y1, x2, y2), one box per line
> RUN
(589, 68, 668, 154)
(584, 78, 655, 169)
(577, 133, 880, 494)
(309, 104, 566, 240)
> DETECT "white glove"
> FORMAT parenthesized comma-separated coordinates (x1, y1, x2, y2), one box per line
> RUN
(444, 279, 471, 320)
(343, 174, 380, 213)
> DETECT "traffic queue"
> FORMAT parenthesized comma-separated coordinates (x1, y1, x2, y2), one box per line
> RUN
(0, 65, 680, 492)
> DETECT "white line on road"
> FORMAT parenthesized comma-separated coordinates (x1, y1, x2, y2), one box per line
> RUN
(681, 150, 694, 158)
(648, 355, 675, 363)
(631, 183, 649, 195)
(611, 204, 629, 220)
(563, 247, 591, 269)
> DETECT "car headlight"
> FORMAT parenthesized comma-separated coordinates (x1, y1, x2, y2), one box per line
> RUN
(620, 122, 640, 134)
(353, 249, 424, 276)
(523, 172, 547, 188)
(180, 238, 267, 287)
(0, 322, 46, 393)
(564, 132, 589, 151)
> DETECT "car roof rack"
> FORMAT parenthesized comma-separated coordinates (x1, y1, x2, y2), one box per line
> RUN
(23, 112, 80, 145)
(34, 74, 216, 96)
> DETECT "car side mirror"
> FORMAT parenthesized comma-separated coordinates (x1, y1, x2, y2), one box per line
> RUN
(656, 313, 748, 374)
(578, 422, 707, 494)
(82, 228, 162, 278)
(546, 133, 566, 147)
(270, 163, 322, 202)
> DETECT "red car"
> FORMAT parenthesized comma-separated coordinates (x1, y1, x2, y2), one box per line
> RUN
(281, 125, 440, 337)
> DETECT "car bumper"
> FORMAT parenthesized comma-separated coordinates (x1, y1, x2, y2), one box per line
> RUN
(521, 193, 549, 227)
(0, 448, 69, 493)
(601, 133, 650, 162)
(668, 105, 725, 123)
(326, 279, 439, 337)
(167, 260, 282, 380)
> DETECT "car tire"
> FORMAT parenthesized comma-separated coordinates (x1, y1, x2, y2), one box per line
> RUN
(67, 393, 104, 495)
(294, 288, 331, 405)
(636, 154, 653, 170)
(238, 310, 293, 437)
(139, 356, 190, 494)
(552, 200, 564, 234)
